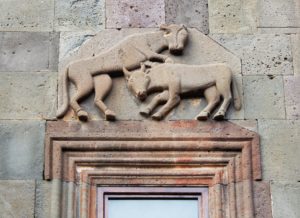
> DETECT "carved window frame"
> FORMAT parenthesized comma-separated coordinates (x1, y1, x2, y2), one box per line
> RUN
(45, 120, 261, 218)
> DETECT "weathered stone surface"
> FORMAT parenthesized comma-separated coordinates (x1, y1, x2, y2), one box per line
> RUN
(243, 76, 285, 119)
(210, 34, 293, 75)
(0, 121, 45, 179)
(230, 120, 257, 132)
(258, 27, 300, 34)
(0, 32, 59, 72)
(106, 0, 165, 28)
(35, 180, 52, 218)
(0, 0, 54, 31)
(0, 72, 57, 120)
(208, 0, 257, 33)
(258, 120, 300, 181)
(165, 0, 208, 34)
(59, 28, 242, 121)
(292, 34, 300, 75)
(258, 0, 300, 28)
(54, 0, 104, 31)
(0, 180, 35, 217)
(271, 182, 300, 218)
(284, 76, 300, 119)
(253, 181, 272, 218)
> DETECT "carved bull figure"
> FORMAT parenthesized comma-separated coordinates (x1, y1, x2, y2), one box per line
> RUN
(56, 24, 188, 121)
(123, 62, 241, 121)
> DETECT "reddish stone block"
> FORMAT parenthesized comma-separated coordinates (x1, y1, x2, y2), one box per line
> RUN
(105, 0, 165, 28)
(284, 75, 300, 119)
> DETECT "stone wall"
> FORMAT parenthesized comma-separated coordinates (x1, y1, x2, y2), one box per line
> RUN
(0, 0, 299, 217)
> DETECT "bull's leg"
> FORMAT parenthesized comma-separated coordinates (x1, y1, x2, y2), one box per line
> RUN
(140, 90, 169, 117)
(69, 70, 94, 121)
(196, 86, 220, 121)
(94, 74, 116, 121)
(213, 80, 232, 120)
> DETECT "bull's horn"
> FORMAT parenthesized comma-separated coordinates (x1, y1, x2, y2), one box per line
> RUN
(122, 66, 131, 79)
(140, 63, 146, 72)
(160, 24, 169, 30)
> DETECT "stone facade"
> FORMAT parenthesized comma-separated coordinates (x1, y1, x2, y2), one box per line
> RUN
(0, 1, 299, 218)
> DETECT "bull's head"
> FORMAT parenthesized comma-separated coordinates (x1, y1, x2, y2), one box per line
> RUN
(160, 24, 188, 55)
(123, 63, 150, 101)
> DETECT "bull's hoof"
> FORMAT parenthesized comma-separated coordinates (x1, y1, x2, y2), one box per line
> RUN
(213, 111, 225, 121)
(105, 109, 116, 121)
(152, 113, 163, 121)
(196, 111, 209, 121)
(140, 108, 151, 117)
(77, 110, 89, 122)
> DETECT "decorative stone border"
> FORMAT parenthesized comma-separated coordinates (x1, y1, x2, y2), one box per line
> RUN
(45, 120, 262, 218)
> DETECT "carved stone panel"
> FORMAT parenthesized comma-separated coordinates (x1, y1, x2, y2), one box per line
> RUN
(44, 120, 270, 218)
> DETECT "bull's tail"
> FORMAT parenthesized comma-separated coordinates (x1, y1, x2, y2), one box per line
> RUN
(232, 76, 242, 110)
(56, 67, 69, 118)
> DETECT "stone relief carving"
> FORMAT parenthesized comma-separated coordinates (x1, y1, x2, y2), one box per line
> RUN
(57, 24, 188, 121)
(123, 62, 241, 121)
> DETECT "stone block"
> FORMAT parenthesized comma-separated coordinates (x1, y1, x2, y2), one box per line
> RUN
(284, 76, 300, 119)
(0, 0, 54, 31)
(0, 120, 45, 179)
(54, 0, 104, 31)
(292, 34, 300, 75)
(0, 72, 57, 120)
(230, 120, 258, 132)
(258, 0, 300, 28)
(165, 0, 208, 34)
(0, 180, 35, 217)
(208, 0, 257, 33)
(253, 181, 272, 218)
(35, 180, 52, 218)
(271, 182, 300, 218)
(258, 120, 300, 181)
(0, 32, 59, 72)
(243, 76, 285, 119)
(106, 0, 165, 28)
(58, 28, 242, 121)
(210, 34, 293, 75)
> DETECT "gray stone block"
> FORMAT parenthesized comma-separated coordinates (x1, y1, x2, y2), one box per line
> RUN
(258, 0, 300, 28)
(292, 34, 300, 75)
(54, 0, 104, 31)
(0, 180, 35, 218)
(258, 120, 300, 181)
(244, 76, 285, 119)
(0, 32, 59, 72)
(210, 34, 293, 75)
(165, 0, 209, 34)
(35, 180, 52, 218)
(208, 0, 257, 33)
(284, 76, 300, 120)
(0, 72, 57, 120)
(0, 121, 45, 179)
(271, 182, 300, 218)
(0, 0, 54, 31)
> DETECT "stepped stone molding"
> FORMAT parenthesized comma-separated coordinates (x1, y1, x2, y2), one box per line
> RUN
(45, 120, 263, 218)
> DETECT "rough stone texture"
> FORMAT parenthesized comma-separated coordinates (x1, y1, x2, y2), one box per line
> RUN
(258, 27, 300, 34)
(253, 182, 272, 218)
(0, 180, 35, 218)
(230, 120, 258, 132)
(292, 34, 300, 75)
(54, 0, 104, 31)
(258, 120, 300, 181)
(35, 180, 52, 218)
(106, 0, 165, 28)
(0, 0, 54, 31)
(208, 0, 257, 34)
(271, 182, 300, 218)
(0, 32, 59, 72)
(165, 0, 209, 34)
(0, 121, 45, 179)
(258, 0, 300, 28)
(284, 76, 300, 119)
(59, 28, 243, 121)
(210, 34, 293, 75)
(0, 72, 57, 120)
(243, 76, 285, 119)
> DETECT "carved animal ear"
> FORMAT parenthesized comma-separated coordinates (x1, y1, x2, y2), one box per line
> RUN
(180, 24, 187, 30)
(160, 24, 170, 31)
(140, 63, 146, 72)
(122, 66, 131, 80)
